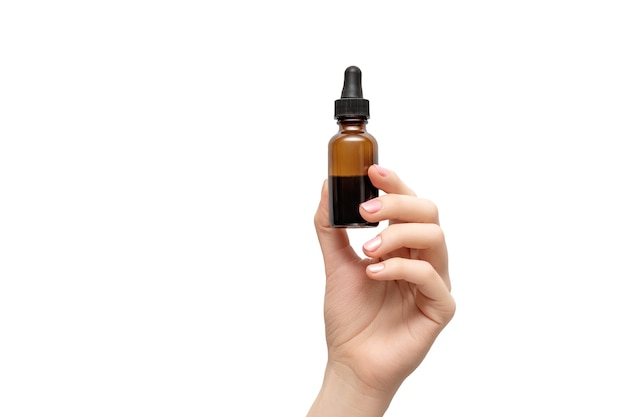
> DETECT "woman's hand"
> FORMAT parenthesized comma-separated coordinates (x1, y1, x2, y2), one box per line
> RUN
(307, 165, 455, 417)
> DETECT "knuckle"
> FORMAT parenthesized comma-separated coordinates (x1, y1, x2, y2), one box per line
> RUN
(422, 199, 440, 222)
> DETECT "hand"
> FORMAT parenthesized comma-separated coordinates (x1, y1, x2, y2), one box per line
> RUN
(307, 165, 455, 417)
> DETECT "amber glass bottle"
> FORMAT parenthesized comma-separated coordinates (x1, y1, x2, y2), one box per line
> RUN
(328, 66, 379, 228)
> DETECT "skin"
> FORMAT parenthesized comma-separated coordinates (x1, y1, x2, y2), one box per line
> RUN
(307, 165, 456, 417)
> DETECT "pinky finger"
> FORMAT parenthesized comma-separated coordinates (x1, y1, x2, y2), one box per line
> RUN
(367, 258, 456, 324)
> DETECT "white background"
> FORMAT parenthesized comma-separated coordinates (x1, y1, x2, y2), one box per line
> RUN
(1, 1, 625, 416)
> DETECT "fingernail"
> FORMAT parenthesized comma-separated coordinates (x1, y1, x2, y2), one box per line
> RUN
(374, 164, 388, 176)
(363, 236, 382, 252)
(361, 199, 382, 213)
(367, 263, 385, 273)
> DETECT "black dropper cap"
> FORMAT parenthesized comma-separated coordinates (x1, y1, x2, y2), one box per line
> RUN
(334, 66, 370, 119)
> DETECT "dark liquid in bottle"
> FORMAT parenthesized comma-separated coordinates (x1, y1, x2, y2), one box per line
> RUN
(329, 175, 379, 227)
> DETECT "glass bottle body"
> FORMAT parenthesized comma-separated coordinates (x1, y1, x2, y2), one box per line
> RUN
(328, 118, 379, 228)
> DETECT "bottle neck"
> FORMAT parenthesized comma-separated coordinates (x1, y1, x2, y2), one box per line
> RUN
(336, 117, 368, 133)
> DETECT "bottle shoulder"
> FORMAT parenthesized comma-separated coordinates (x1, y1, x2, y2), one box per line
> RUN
(329, 130, 377, 143)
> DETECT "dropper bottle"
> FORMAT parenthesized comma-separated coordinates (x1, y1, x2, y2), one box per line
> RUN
(328, 66, 379, 228)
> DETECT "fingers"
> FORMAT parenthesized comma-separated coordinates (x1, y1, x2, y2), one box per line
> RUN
(362, 223, 449, 283)
(314, 180, 357, 265)
(366, 257, 456, 325)
(315, 166, 448, 288)
(359, 166, 450, 289)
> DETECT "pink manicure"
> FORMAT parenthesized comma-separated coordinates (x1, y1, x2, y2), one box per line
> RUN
(361, 199, 382, 213)
(363, 236, 382, 252)
(374, 164, 388, 176)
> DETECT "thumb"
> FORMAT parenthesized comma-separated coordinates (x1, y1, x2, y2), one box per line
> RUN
(314, 180, 358, 266)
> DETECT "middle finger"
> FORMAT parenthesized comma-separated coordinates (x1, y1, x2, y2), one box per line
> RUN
(362, 223, 449, 276)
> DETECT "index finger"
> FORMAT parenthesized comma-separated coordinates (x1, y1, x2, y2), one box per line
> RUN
(368, 164, 416, 197)
(365, 165, 440, 225)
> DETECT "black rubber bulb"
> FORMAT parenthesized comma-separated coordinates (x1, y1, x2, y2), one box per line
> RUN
(341, 66, 363, 98)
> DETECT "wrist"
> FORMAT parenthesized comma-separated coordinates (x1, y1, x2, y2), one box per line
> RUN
(306, 361, 397, 417)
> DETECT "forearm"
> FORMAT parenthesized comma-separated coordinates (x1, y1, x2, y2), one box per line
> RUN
(306, 362, 397, 417)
